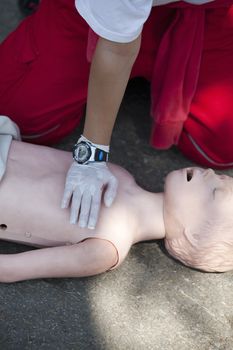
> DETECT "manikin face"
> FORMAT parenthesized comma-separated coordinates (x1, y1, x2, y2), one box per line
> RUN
(163, 167, 233, 241)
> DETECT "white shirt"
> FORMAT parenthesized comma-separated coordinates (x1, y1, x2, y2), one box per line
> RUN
(75, 0, 214, 43)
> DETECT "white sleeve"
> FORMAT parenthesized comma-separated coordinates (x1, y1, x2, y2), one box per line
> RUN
(75, 0, 153, 43)
(0, 116, 21, 181)
(153, 0, 214, 4)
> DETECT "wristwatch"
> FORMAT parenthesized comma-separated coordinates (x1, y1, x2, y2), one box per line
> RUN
(72, 140, 109, 164)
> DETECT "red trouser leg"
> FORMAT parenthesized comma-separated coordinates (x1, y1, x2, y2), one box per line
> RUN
(0, 0, 90, 144)
(178, 6, 233, 169)
(134, 6, 233, 169)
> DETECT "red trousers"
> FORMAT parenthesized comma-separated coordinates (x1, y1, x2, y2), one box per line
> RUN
(0, 0, 233, 168)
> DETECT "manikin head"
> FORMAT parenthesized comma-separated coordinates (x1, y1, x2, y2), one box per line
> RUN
(163, 167, 233, 272)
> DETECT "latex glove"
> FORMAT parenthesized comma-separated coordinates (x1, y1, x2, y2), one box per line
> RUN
(61, 161, 118, 229)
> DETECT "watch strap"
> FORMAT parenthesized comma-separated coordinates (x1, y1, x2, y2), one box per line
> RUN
(93, 148, 109, 162)
(74, 136, 109, 164)
(78, 135, 110, 153)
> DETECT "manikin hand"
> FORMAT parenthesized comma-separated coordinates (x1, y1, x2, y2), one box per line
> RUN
(61, 161, 118, 229)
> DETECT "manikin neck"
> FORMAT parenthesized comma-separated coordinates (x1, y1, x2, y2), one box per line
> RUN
(135, 190, 166, 242)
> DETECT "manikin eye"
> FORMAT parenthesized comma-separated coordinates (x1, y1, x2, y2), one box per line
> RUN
(186, 169, 193, 182)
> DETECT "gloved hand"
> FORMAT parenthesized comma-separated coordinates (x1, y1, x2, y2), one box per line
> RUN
(61, 161, 118, 229)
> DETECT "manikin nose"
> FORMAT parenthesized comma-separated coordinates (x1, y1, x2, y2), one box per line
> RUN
(202, 168, 215, 178)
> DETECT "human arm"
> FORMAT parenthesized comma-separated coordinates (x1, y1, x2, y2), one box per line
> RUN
(63, 35, 141, 228)
(83, 35, 141, 144)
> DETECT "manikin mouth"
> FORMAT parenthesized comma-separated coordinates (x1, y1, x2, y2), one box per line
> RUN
(186, 168, 194, 182)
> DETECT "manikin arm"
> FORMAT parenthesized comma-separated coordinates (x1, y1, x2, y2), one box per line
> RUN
(0, 239, 118, 283)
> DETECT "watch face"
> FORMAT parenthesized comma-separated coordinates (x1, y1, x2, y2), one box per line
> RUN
(73, 142, 91, 164)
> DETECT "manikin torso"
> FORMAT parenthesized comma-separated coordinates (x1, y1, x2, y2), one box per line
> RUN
(0, 141, 161, 267)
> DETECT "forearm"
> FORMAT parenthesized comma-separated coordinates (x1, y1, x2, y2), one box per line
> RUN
(83, 35, 141, 145)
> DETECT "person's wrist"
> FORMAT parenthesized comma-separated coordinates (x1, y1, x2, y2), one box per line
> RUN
(73, 135, 109, 164)
(78, 135, 110, 152)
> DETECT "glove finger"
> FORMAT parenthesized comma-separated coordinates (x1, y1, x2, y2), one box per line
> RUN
(103, 176, 118, 207)
(78, 191, 92, 228)
(70, 188, 82, 224)
(61, 183, 74, 209)
(87, 190, 102, 229)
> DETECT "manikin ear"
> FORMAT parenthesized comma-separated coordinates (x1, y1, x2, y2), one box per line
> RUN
(182, 227, 201, 248)
(164, 227, 200, 269)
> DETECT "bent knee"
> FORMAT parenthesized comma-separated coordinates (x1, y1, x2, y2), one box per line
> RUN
(178, 129, 233, 169)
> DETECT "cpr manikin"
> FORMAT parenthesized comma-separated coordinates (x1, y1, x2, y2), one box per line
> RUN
(0, 117, 232, 282)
